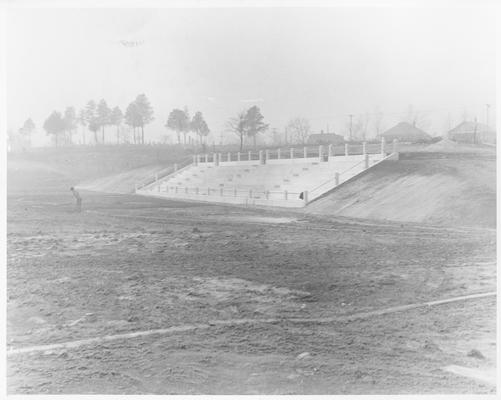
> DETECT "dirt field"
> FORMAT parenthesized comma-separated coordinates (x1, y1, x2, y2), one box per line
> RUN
(6, 159, 496, 394)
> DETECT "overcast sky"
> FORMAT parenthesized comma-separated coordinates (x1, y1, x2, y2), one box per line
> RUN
(6, 6, 496, 145)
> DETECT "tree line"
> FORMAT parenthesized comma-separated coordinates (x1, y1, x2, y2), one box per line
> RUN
(42, 94, 154, 146)
(165, 107, 210, 146)
(40, 94, 214, 148)
(18, 100, 437, 150)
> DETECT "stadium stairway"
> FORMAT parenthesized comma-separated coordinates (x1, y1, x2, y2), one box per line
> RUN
(135, 145, 398, 208)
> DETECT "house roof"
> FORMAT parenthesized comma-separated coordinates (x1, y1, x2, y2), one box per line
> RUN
(448, 121, 495, 135)
(381, 122, 432, 142)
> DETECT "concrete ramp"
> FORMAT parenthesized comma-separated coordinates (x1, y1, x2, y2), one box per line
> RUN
(305, 153, 495, 228)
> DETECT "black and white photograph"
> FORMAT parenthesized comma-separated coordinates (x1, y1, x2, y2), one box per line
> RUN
(2, 0, 498, 395)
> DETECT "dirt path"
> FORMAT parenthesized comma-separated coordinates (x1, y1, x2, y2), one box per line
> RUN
(8, 291, 495, 356)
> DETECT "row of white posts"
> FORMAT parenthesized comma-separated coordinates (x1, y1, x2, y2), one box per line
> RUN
(137, 138, 397, 202)
(153, 184, 310, 203)
(192, 138, 397, 166)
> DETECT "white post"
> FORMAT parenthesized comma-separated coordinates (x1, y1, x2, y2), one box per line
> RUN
(259, 150, 263, 164)
(218, 153, 222, 164)
(364, 154, 369, 169)
(205, 154, 208, 163)
(318, 145, 323, 161)
(237, 152, 241, 161)
(328, 144, 333, 158)
(290, 148, 294, 159)
(303, 190, 309, 203)
(381, 137, 386, 156)
(335, 172, 340, 186)
(344, 144, 349, 157)
(227, 152, 231, 162)
(213, 153, 218, 166)
(362, 141, 367, 155)
(303, 147, 307, 158)
(248, 151, 252, 161)
(265, 149, 269, 162)
(277, 148, 281, 159)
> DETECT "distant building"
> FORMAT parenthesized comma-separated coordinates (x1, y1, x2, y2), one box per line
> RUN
(307, 132, 344, 145)
(448, 121, 496, 144)
(380, 122, 432, 143)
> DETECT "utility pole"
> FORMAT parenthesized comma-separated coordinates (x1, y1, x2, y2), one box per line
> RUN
(348, 114, 354, 141)
(486, 104, 491, 127)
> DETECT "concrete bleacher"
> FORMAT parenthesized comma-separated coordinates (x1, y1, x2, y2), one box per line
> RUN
(135, 140, 397, 208)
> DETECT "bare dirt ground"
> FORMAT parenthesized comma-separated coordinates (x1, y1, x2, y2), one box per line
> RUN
(6, 161, 496, 394)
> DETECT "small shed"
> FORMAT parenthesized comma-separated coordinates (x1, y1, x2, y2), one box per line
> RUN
(448, 121, 496, 144)
(380, 122, 432, 143)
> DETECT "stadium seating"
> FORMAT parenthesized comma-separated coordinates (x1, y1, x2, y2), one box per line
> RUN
(136, 151, 388, 208)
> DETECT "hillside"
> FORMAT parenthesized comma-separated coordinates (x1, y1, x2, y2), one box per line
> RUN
(305, 152, 496, 228)
(77, 164, 174, 194)
(7, 145, 193, 182)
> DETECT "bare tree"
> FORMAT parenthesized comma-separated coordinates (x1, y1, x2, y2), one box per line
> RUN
(226, 110, 248, 151)
(286, 118, 311, 145)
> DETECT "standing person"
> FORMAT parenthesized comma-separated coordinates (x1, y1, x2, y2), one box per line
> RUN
(70, 187, 82, 212)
